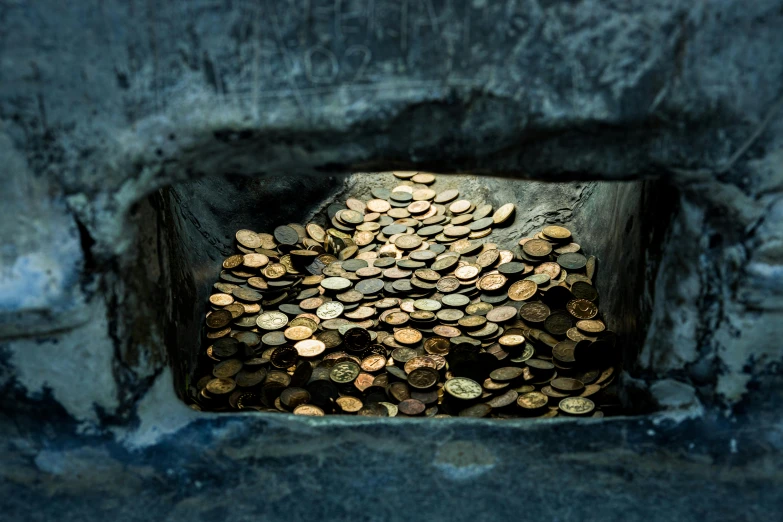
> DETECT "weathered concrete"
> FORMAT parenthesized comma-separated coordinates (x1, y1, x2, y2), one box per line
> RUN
(1, 0, 782, 519)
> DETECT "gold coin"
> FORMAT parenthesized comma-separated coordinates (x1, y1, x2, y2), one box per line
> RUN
(294, 339, 326, 357)
(394, 328, 423, 345)
(576, 319, 605, 333)
(243, 253, 269, 268)
(534, 261, 561, 280)
(346, 198, 366, 212)
(517, 391, 548, 409)
(284, 325, 314, 341)
(478, 273, 507, 291)
(354, 230, 375, 246)
(404, 355, 438, 374)
(306, 223, 326, 242)
(361, 354, 388, 372)
(367, 199, 391, 213)
(412, 189, 436, 201)
(393, 171, 417, 179)
(499, 334, 525, 348)
(236, 229, 262, 249)
(222, 255, 244, 269)
(543, 225, 572, 240)
(508, 280, 537, 301)
(411, 173, 435, 184)
(455, 265, 480, 280)
(336, 396, 363, 413)
(247, 277, 268, 290)
(384, 311, 410, 326)
(492, 203, 515, 225)
(209, 293, 234, 306)
(263, 263, 287, 279)
(407, 200, 431, 214)
(293, 404, 325, 416)
(523, 239, 552, 257)
(449, 200, 471, 214)
(566, 299, 598, 320)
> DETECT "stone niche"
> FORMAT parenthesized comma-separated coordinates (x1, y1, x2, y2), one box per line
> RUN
(1, 0, 783, 520)
(146, 172, 671, 410)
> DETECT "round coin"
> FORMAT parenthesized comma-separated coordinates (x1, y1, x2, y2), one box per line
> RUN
(256, 311, 289, 330)
(295, 339, 326, 358)
(566, 299, 598, 320)
(444, 377, 483, 400)
(558, 397, 595, 415)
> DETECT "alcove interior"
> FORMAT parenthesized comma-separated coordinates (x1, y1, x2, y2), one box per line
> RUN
(146, 171, 672, 413)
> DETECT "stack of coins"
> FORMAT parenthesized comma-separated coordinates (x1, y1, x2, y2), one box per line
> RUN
(192, 172, 620, 418)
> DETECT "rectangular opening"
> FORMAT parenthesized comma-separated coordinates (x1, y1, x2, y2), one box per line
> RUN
(145, 171, 671, 418)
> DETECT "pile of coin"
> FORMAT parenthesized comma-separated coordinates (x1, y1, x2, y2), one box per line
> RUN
(192, 172, 620, 418)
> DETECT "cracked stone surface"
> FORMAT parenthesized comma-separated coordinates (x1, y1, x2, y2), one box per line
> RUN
(1, 0, 782, 519)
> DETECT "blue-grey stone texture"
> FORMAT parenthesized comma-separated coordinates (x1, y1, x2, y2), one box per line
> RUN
(1, 0, 782, 520)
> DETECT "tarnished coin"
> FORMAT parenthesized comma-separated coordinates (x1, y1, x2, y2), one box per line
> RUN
(213, 359, 243, 378)
(274, 225, 299, 245)
(558, 252, 588, 270)
(558, 397, 595, 415)
(571, 281, 598, 301)
(343, 327, 371, 352)
(490, 367, 525, 382)
(544, 311, 573, 336)
(206, 310, 234, 329)
(459, 403, 492, 417)
(519, 302, 551, 323)
(206, 378, 236, 395)
(408, 367, 439, 390)
(330, 361, 361, 384)
(270, 346, 299, 368)
(444, 377, 483, 400)
(551, 377, 585, 393)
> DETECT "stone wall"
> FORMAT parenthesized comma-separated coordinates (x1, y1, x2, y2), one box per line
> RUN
(1, 0, 782, 519)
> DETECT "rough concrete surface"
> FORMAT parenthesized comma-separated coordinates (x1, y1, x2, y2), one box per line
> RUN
(1, 0, 782, 520)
